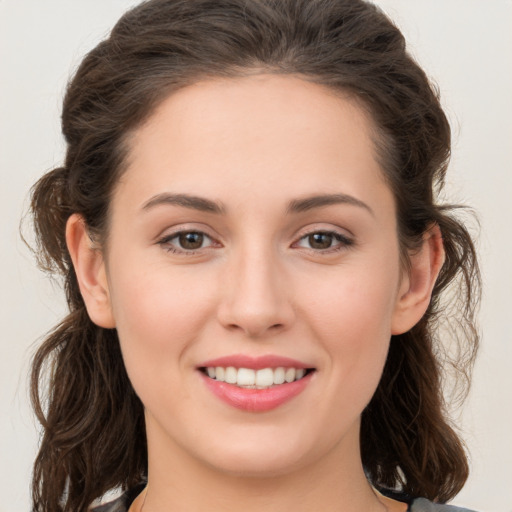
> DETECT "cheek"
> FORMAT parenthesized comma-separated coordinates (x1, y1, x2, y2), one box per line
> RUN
(300, 261, 400, 341)
(320, 286, 393, 383)
(297, 254, 401, 392)
(107, 262, 217, 381)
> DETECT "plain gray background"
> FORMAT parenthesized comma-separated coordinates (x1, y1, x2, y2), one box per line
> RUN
(1, 1, 511, 510)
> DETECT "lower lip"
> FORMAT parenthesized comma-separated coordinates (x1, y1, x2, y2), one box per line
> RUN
(200, 372, 313, 412)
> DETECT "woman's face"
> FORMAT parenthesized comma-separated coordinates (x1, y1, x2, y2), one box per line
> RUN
(100, 74, 412, 476)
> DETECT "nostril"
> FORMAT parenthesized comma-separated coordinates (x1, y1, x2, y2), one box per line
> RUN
(216, 291, 295, 337)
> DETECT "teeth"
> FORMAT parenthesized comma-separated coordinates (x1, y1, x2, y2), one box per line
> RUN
(285, 367, 296, 383)
(237, 367, 255, 386)
(225, 366, 237, 384)
(215, 367, 225, 381)
(255, 368, 273, 387)
(273, 367, 285, 385)
(204, 366, 309, 388)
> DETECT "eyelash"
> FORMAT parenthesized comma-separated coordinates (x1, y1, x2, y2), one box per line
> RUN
(293, 230, 354, 253)
(157, 230, 217, 254)
(157, 229, 354, 255)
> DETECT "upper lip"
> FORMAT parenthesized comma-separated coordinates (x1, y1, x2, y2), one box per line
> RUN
(198, 354, 313, 370)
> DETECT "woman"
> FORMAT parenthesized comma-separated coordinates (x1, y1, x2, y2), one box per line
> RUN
(28, 0, 480, 511)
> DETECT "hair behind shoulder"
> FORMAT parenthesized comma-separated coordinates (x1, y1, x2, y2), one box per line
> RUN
(28, 0, 480, 510)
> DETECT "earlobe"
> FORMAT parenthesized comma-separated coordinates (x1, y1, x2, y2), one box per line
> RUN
(391, 225, 445, 335)
(66, 214, 116, 328)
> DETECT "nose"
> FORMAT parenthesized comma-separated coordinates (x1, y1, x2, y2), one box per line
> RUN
(217, 247, 295, 338)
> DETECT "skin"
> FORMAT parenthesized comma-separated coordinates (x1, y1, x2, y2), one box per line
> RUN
(67, 74, 444, 512)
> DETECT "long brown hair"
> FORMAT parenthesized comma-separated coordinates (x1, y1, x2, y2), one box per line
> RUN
(28, 0, 480, 510)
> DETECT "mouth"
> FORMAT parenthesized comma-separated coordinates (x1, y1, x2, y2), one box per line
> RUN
(199, 366, 315, 389)
(197, 356, 316, 412)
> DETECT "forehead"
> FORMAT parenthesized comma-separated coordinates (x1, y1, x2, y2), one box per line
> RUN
(117, 74, 391, 214)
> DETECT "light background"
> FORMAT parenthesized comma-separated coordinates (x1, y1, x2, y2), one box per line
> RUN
(1, 1, 511, 511)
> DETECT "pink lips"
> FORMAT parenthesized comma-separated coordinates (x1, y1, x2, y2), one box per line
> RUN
(198, 354, 314, 413)
(200, 354, 309, 370)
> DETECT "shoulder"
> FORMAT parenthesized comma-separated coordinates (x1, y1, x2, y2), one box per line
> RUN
(378, 489, 477, 512)
(91, 497, 127, 512)
(93, 488, 478, 512)
(410, 497, 477, 512)
(91, 495, 130, 512)
(91, 484, 145, 512)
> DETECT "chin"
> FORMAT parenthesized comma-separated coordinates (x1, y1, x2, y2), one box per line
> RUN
(190, 426, 322, 478)
(204, 449, 308, 478)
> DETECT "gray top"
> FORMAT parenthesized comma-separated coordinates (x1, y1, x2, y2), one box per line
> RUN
(93, 487, 476, 512)
(411, 497, 474, 512)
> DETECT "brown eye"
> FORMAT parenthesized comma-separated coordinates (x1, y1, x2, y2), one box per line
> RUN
(158, 230, 217, 254)
(295, 230, 353, 252)
(308, 232, 335, 249)
(178, 231, 205, 250)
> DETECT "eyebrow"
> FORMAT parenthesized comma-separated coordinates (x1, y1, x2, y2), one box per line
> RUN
(286, 193, 374, 216)
(141, 192, 373, 217)
(142, 193, 226, 214)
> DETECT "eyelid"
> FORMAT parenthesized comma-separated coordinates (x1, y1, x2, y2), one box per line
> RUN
(156, 225, 222, 254)
(155, 222, 219, 242)
(292, 227, 355, 252)
(154, 223, 354, 255)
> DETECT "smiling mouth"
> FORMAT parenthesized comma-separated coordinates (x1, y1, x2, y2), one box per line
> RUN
(199, 366, 315, 389)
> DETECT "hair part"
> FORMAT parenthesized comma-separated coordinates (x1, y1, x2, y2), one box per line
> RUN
(28, 0, 480, 510)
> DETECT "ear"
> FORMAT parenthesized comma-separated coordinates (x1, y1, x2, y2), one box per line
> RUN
(391, 225, 445, 335)
(66, 213, 116, 328)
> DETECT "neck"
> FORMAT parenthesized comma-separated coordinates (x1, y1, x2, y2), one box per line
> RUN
(140, 420, 389, 512)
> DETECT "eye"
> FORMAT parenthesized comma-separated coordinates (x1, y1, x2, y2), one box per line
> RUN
(295, 231, 353, 251)
(158, 230, 215, 253)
